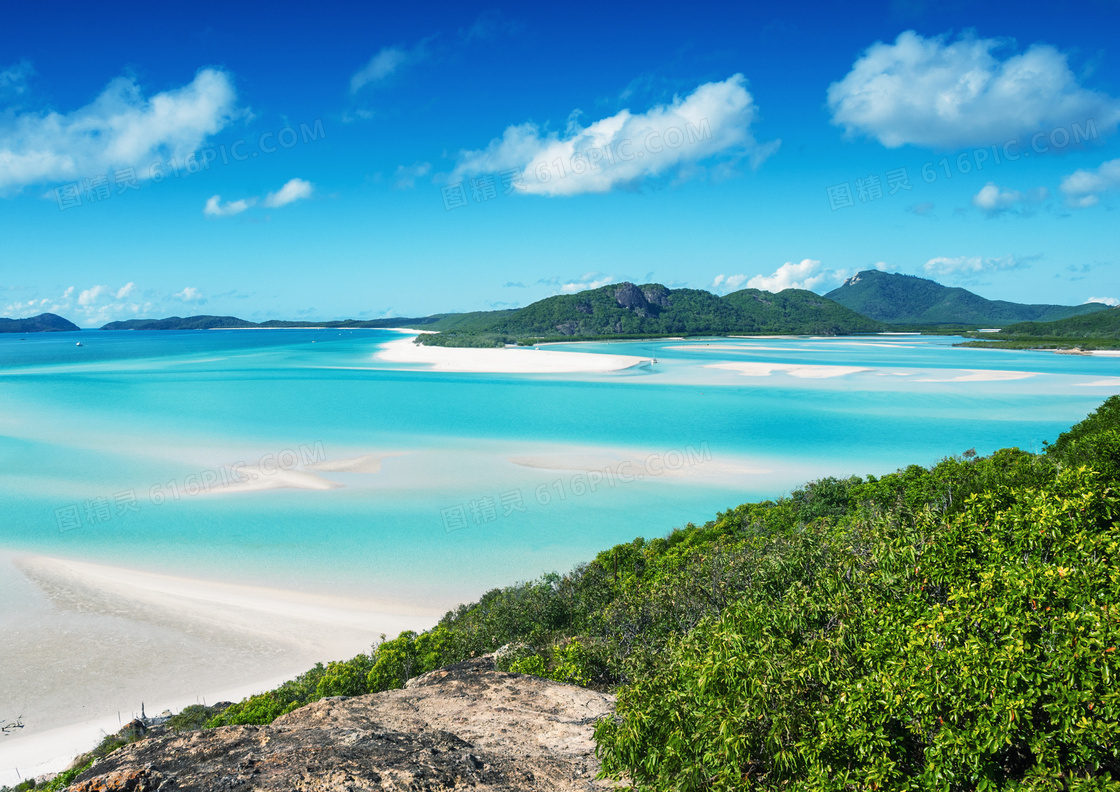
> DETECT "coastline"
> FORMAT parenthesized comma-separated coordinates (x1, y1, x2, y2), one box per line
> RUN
(0, 554, 440, 784)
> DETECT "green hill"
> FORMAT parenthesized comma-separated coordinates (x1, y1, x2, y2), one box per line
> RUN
(420, 282, 882, 346)
(825, 269, 1108, 326)
(0, 312, 80, 333)
(998, 305, 1120, 338)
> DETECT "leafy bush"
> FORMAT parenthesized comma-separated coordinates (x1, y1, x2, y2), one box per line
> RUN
(595, 398, 1120, 790)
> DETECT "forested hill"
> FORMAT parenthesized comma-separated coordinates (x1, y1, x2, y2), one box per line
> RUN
(0, 313, 80, 333)
(419, 282, 882, 346)
(825, 269, 1108, 326)
(997, 305, 1120, 338)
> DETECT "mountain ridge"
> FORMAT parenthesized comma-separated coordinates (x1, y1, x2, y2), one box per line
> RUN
(825, 270, 1108, 326)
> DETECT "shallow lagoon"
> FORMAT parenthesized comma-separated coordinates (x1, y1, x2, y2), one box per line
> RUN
(0, 328, 1117, 778)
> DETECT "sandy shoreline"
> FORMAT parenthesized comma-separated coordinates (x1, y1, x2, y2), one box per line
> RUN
(376, 336, 649, 373)
(0, 554, 439, 784)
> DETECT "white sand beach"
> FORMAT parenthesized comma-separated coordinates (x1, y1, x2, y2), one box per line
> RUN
(376, 337, 649, 373)
(0, 554, 439, 784)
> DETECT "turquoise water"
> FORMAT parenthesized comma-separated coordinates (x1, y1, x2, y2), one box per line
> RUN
(1, 329, 1117, 607)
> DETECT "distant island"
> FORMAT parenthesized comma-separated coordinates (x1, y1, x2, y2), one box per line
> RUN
(0, 313, 80, 333)
(4, 274, 1112, 349)
(825, 269, 1109, 326)
(99, 315, 441, 331)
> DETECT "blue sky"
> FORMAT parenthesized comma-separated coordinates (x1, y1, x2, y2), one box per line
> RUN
(1, 0, 1118, 326)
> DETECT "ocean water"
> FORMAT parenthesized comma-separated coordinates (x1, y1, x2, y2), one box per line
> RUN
(1, 329, 1118, 606)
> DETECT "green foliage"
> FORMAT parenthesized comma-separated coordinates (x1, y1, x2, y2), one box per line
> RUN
(508, 654, 547, 676)
(165, 703, 224, 732)
(317, 653, 375, 697)
(595, 397, 1120, 790)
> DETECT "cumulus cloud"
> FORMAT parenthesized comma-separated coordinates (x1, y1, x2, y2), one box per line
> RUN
(923, 255, 1023, 278)
(972, 182, 1048, 215)
(78, 285, 108, 306)
(174, 287, 205, 303)
(204, 195, 255, 216)
(711, 274, 750, 293)
(1060, 158, 1120, 207)
(350, 41, 432, 94)
(451, 74, 779, 197)
(560, 275, 614, 294)
(0, 68, 240, 193)
(4, 283, 154, 326)
(394, 161, 431, 189)
(263, 178, 313, 208)
(828, 31, 1120, 149)
(729, 260, 849, 293)
(1086, 296, 1119, 306)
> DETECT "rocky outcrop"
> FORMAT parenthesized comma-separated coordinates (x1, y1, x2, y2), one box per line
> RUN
(68, 658, 616, 791)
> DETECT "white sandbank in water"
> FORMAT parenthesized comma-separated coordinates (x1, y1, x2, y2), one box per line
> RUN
(0, 554, 438, 784)
(913, 369, 1035, 382)
(376, 337, 648, 373)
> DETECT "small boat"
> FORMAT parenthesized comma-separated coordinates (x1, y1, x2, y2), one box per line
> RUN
(76, 342, 84, 347)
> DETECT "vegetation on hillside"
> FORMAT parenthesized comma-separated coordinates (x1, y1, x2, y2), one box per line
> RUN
(957, 307, 1120, 350)
(825, 270, 1108, 326)
(0, 313, 80, 333)
(418, 282, 882, 346)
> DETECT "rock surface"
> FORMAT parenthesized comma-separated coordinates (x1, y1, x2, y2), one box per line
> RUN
(68, 658, 617, 791)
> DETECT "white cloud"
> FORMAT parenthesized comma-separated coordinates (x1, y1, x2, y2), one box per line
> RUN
(78, 285, 108, 306)
(972, 182, 1048, 214)
(350, 41, 432, 94)
(394, 161, 431, 189)
(451, 74, 779, 196)
(560, 275, 614, 294)
(711, 274, 750, 293)
(1086, 296, 1119, 307)
(203, 194, 255, 216)
(740, 260, 848, 293)
(263, 178, 313, 208)
(923, 255, 1022, 278)
(1060, 158, 1120, 207)
(174, 287, 205, 303)
(0, 68, 240, 193)
(115, 282, 135, 299)
(828, 31, 1120, 149)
